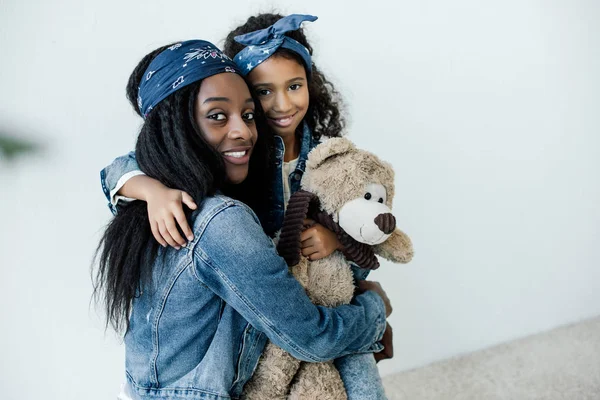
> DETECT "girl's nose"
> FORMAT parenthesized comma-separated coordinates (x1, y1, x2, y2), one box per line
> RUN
(274, 92, 292, 113)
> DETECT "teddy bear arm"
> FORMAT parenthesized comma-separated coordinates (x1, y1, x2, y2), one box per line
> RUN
(374, 228, 414, 263)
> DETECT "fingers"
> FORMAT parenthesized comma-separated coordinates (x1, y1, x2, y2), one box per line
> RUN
(300, 233, 320, 260)
(151, 221, 168, 248)
(301, 245, 329, 261)
(158, 220, 182, 250)
(300, 232, 316, 246)
(164, 219, 187, 248)
(301, 245, 321, 260)
(181, 192, 198, 210)
(146, 188, 195, 249)
(356, 280, 392, 317)
(173, 207, 194, 242)
(300, 228, 323, 247)
(300, 228, 314, 243)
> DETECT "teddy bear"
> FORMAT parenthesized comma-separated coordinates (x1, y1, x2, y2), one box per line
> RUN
(242, 137, 414, 400)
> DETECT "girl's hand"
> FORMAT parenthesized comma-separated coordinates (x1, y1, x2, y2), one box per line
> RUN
(300, 219, 343, 261)
(146, 187, 197, 249)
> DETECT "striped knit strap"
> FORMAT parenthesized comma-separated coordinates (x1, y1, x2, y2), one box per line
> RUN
(277, 190, 319, 266)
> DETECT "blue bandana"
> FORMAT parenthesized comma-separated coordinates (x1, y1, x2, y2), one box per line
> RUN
(233, 14, 317, 76)
(138, 40, 241, 118)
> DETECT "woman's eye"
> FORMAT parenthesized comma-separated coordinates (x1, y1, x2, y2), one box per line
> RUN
(289, 84, 301, 91)
(243, 112, 255, 121)
(257, 89, 271, 96)
(364, 193, 372, 200)
(208, 113, 226, 121)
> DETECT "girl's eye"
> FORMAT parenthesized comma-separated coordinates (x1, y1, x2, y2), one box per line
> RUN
(289, 84, 301, 91)
(208, 113, 226, 121)
(243, 112, 255, 121)
(257, 89, 271, 96)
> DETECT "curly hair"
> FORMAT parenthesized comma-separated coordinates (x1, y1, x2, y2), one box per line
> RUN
(223, 13, 345, 141)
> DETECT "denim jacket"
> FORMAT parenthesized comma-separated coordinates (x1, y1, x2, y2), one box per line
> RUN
(122, 195, 386, 399)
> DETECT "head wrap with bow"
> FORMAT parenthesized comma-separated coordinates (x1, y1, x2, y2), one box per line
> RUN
(233, 14, 317, 76)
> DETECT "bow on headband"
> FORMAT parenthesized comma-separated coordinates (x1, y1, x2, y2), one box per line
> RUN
(233, 14, 317, 76)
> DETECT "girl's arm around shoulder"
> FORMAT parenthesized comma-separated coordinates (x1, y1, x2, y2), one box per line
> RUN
(101, 151, 143, 215)
(189, 200, 387, 363)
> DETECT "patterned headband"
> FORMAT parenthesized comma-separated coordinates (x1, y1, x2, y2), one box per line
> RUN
(233, 14, 317, 76)
(138, 40, 241, 118)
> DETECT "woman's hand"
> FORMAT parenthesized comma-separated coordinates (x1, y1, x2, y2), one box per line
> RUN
(300, 219, 343, 261)
(374, 323, 394, 363)
(356, 280, 392, 317)
(145, 185, 197, 249)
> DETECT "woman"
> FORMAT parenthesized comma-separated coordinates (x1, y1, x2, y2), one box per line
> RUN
(95, 39, 389, 400)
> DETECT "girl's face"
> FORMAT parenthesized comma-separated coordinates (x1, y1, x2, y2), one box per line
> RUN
(247, 55, 309, 140)
(194, 73, 258, 184)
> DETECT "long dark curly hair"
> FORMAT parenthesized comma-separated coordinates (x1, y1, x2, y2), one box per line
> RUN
(223, 13, 345, 141)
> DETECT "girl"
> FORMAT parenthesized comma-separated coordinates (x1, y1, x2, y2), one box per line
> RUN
(101, 15, 391, 398)
(96, 39, 389, 400)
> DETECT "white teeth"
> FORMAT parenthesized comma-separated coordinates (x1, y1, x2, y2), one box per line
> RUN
(223, 151, 246, 158)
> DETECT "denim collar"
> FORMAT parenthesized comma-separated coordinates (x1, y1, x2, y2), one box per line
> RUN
(273, 122, 317, 169)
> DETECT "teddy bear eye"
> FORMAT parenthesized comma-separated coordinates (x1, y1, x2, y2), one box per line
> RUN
(378, 198, 384, 204)
(364, 193, 372, 200)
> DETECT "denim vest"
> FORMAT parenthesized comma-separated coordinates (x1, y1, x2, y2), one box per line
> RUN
(121, 195, 385, 399)
(261, 123, 319, 237)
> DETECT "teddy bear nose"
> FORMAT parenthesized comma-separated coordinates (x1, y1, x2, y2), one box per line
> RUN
(374, 213, 396, 234)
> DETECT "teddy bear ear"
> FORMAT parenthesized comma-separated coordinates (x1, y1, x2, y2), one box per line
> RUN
(307, 137, 357, 170)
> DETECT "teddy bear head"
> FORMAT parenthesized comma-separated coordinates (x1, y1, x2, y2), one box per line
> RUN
(301, 138, 413, 264)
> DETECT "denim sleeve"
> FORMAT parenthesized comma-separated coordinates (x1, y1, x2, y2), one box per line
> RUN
(192, 204, 387, 363)
(100, 151, 142, 215)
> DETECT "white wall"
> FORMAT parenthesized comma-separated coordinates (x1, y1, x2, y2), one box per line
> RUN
(1, 0, 599, 398)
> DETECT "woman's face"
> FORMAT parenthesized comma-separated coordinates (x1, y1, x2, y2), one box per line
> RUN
(247, 55, 309, 140)
(194, 73, 258, 184)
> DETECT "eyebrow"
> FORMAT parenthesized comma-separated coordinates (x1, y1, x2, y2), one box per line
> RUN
(253, 77, 306, 87)
(202, 97, 254, 104)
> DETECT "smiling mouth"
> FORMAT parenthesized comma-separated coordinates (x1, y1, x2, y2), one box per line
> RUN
(268, 112, 297, 128)
(222, 150, 248, 158)
(221, 147, 252, 165)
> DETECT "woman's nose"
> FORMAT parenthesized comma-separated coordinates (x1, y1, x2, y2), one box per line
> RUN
(229, 117, 252, 140)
